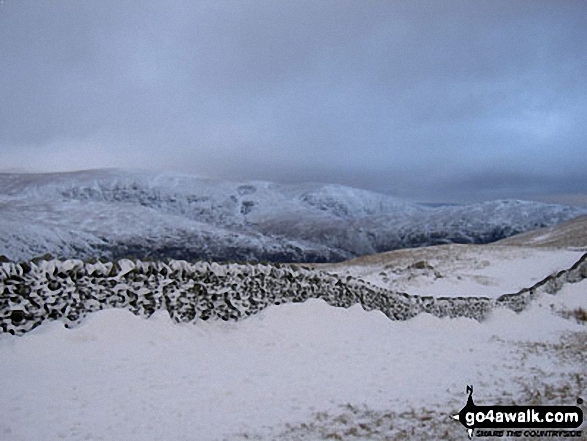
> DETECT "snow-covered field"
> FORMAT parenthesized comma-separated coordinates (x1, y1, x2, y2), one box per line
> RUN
(0, 245, 585, 440)
(319, 244, 586, 298)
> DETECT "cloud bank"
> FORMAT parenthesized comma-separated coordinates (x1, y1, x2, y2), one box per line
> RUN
(1, 0, 586, 203)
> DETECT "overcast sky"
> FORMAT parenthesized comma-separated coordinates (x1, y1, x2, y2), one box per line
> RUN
(1, 0, 586, 203)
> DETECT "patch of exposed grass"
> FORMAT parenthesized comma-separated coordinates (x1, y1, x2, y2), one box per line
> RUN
(560, 307, 587, 324)
(512, 331, 587, 366)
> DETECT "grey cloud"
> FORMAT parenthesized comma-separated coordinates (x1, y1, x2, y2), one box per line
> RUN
(1, 0, 586, 203)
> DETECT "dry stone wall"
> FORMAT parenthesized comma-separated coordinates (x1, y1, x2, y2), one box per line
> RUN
(1, 253, 586, 335)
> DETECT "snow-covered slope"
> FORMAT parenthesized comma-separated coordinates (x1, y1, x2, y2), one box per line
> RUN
(317, 210, 587, 298)
(1, 169, 585, 262)
(497, 214, 587, 249)
(319, 244, 586, 298)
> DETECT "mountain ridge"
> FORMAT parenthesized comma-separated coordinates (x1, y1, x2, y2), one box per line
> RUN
(1, 169, 585, 263)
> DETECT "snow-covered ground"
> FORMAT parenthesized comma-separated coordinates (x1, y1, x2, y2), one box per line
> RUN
(0, 246, 585, 440)
(320, 244, 585, 298)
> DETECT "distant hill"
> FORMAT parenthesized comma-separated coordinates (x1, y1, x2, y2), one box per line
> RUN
(496, 214, 587, 249)
(1, 169, 585, 262)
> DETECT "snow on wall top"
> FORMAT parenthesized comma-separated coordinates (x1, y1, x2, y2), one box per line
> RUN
(1, 252, 586, 335)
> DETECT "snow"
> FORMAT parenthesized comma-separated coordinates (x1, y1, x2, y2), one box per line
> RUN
(0, 258, 585, 440)
(323, 244, 585, 298)
(1, 170, 586, 438)
(1, 169, 586, 262)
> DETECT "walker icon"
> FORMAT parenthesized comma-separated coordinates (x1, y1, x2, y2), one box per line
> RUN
(452, 385, 477, 439)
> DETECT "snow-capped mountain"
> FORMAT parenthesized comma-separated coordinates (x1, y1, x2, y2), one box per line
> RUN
(0, 169, 585, 262)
